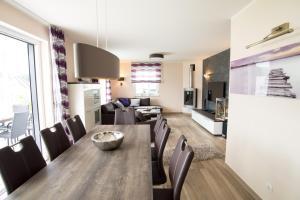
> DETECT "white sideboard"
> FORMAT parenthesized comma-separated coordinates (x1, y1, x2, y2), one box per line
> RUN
(191, 109, 223, 135)
(68, 83, 101, 132)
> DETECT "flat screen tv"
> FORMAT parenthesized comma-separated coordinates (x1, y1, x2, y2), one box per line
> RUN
(207, 81, 226, 101)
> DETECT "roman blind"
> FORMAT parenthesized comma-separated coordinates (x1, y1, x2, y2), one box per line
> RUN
(131, 62, 161, 83)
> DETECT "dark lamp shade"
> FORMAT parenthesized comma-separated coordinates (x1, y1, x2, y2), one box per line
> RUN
(74, 43, 120, 79)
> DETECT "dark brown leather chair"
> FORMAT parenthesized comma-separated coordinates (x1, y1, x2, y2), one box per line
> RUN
(151, 119, 166, 161)
(41, 123, 71, 161)
(152, 121, 171, 185)
(114, 108, 136, 125)
(66, 115, 86, 143)
(151, 114, 164, 142)
(153, 135, 194, 200)
(0, 136, 46, 194)
(153, 114, 163, 133)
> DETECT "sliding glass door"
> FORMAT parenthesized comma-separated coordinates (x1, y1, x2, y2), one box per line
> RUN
(0, 33, 41, 148)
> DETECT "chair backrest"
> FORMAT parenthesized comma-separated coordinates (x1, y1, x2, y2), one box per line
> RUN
(0, 136, 46, 194)
(11, 111, 29, 138)
(114, 108, 136, 125)
(13, 105, 29, 113)
(66, 115, 86, 143)
(41, 123, 71, 161)
(169, 135, 194, 200)
(153, 114, 163, 133)
(154, 120, 170, 165)
(154, 117, 167, 137)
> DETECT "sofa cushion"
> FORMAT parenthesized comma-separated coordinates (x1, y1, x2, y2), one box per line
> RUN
(101, 102, 115, 113)
(140, 98, 150, 106)
(118, 98, 130, 107)
(130, 98, 140, 107)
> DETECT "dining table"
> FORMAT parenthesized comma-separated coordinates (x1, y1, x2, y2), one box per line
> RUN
(6, 125, 153, 200)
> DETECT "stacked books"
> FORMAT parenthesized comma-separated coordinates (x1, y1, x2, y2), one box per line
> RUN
(267, 68, 296, 98)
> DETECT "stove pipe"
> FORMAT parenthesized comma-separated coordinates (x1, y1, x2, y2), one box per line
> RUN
(189, 64, 195, 88)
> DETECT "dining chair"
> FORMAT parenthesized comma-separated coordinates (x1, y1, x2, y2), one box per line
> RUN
(114, 108, 136, 125)
(153, 135, 194, 200)
(151, 114, 162, 142)
(66, 115, 86, 143)
(151, 119, 166, 161)
(152, 115, 167, 143)
(41, 123, 71, 161)
(0, 136, 46, 194)
(13, 105, 32, 136)
(152, 121, 171, 185)
(0, 111, 29, 145)
(13, 105, 29, 113)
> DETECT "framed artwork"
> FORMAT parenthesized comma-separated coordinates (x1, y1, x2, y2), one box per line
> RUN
(230, 43, 300, 99)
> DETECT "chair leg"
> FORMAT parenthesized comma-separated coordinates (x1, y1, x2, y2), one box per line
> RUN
(7, 139, 9, 146)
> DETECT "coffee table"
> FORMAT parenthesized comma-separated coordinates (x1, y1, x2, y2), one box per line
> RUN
(135, 108, 161, 118)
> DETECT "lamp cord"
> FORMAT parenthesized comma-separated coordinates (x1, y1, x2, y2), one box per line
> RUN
(105, 0, 108, 50)
(96, 0, 99, 48)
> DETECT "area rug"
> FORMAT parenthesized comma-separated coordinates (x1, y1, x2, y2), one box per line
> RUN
(162, 127, 225, 164)
(163, 143, 224, 165)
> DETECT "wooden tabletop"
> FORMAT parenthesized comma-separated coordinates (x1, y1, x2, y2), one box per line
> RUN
(7, 125, 152, 200)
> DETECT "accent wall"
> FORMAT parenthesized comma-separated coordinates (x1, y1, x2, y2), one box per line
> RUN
(226, 0, 300, 199)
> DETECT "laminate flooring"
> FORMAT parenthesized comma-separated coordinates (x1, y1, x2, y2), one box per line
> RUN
(160, 113, 261, 200)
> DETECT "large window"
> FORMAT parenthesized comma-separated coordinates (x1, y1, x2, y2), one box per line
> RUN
(131, 62, 161, 97)
(135, 83, 159, 97)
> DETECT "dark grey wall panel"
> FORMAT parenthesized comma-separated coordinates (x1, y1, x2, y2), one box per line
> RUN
(202, 49, 230, 109)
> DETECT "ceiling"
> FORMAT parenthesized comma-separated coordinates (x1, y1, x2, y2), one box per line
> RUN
(12, 0, 251, 61)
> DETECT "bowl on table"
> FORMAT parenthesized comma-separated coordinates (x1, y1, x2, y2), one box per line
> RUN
(91, 131, 124, 151)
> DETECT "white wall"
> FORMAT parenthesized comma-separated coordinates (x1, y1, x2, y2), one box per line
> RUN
(226, 0, 300, 199)
(111, 61, 184, 112)
(65, 33, 76, 82)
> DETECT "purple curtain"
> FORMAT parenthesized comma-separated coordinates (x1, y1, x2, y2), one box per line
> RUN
(106, 80, 112, 102)
(131, 62, 161, 83)
(49, 25, 70, 123)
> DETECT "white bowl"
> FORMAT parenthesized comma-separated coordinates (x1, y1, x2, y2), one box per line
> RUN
(91, 131, 124, 151)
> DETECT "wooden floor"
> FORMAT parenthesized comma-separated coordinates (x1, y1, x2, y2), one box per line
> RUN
(161, 113, 261, 200)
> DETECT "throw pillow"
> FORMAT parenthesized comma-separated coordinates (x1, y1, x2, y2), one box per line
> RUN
(115, 100, 125, 109)
(140, 98, 150, 106)
(130, 99, 140, 107)
(118, 98, 130, 107)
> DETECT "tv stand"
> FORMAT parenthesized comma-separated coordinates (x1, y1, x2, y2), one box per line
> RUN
(191, 109, 223, 135)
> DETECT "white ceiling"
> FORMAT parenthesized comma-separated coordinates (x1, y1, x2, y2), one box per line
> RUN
(13, 0, 251, 61)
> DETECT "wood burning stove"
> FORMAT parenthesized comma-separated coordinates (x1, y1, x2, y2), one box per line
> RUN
(184, 88, 197, 108)
(184, 64, 197, 108)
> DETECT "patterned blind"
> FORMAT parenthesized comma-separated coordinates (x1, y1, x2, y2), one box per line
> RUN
(131, 62, 161, 83)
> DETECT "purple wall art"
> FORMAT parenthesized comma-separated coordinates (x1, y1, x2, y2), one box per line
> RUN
(230, 42, 300, 99)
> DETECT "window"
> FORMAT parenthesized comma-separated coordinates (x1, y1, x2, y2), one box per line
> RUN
(135, 83, 159, 97)
(131, 62, 161, 97)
